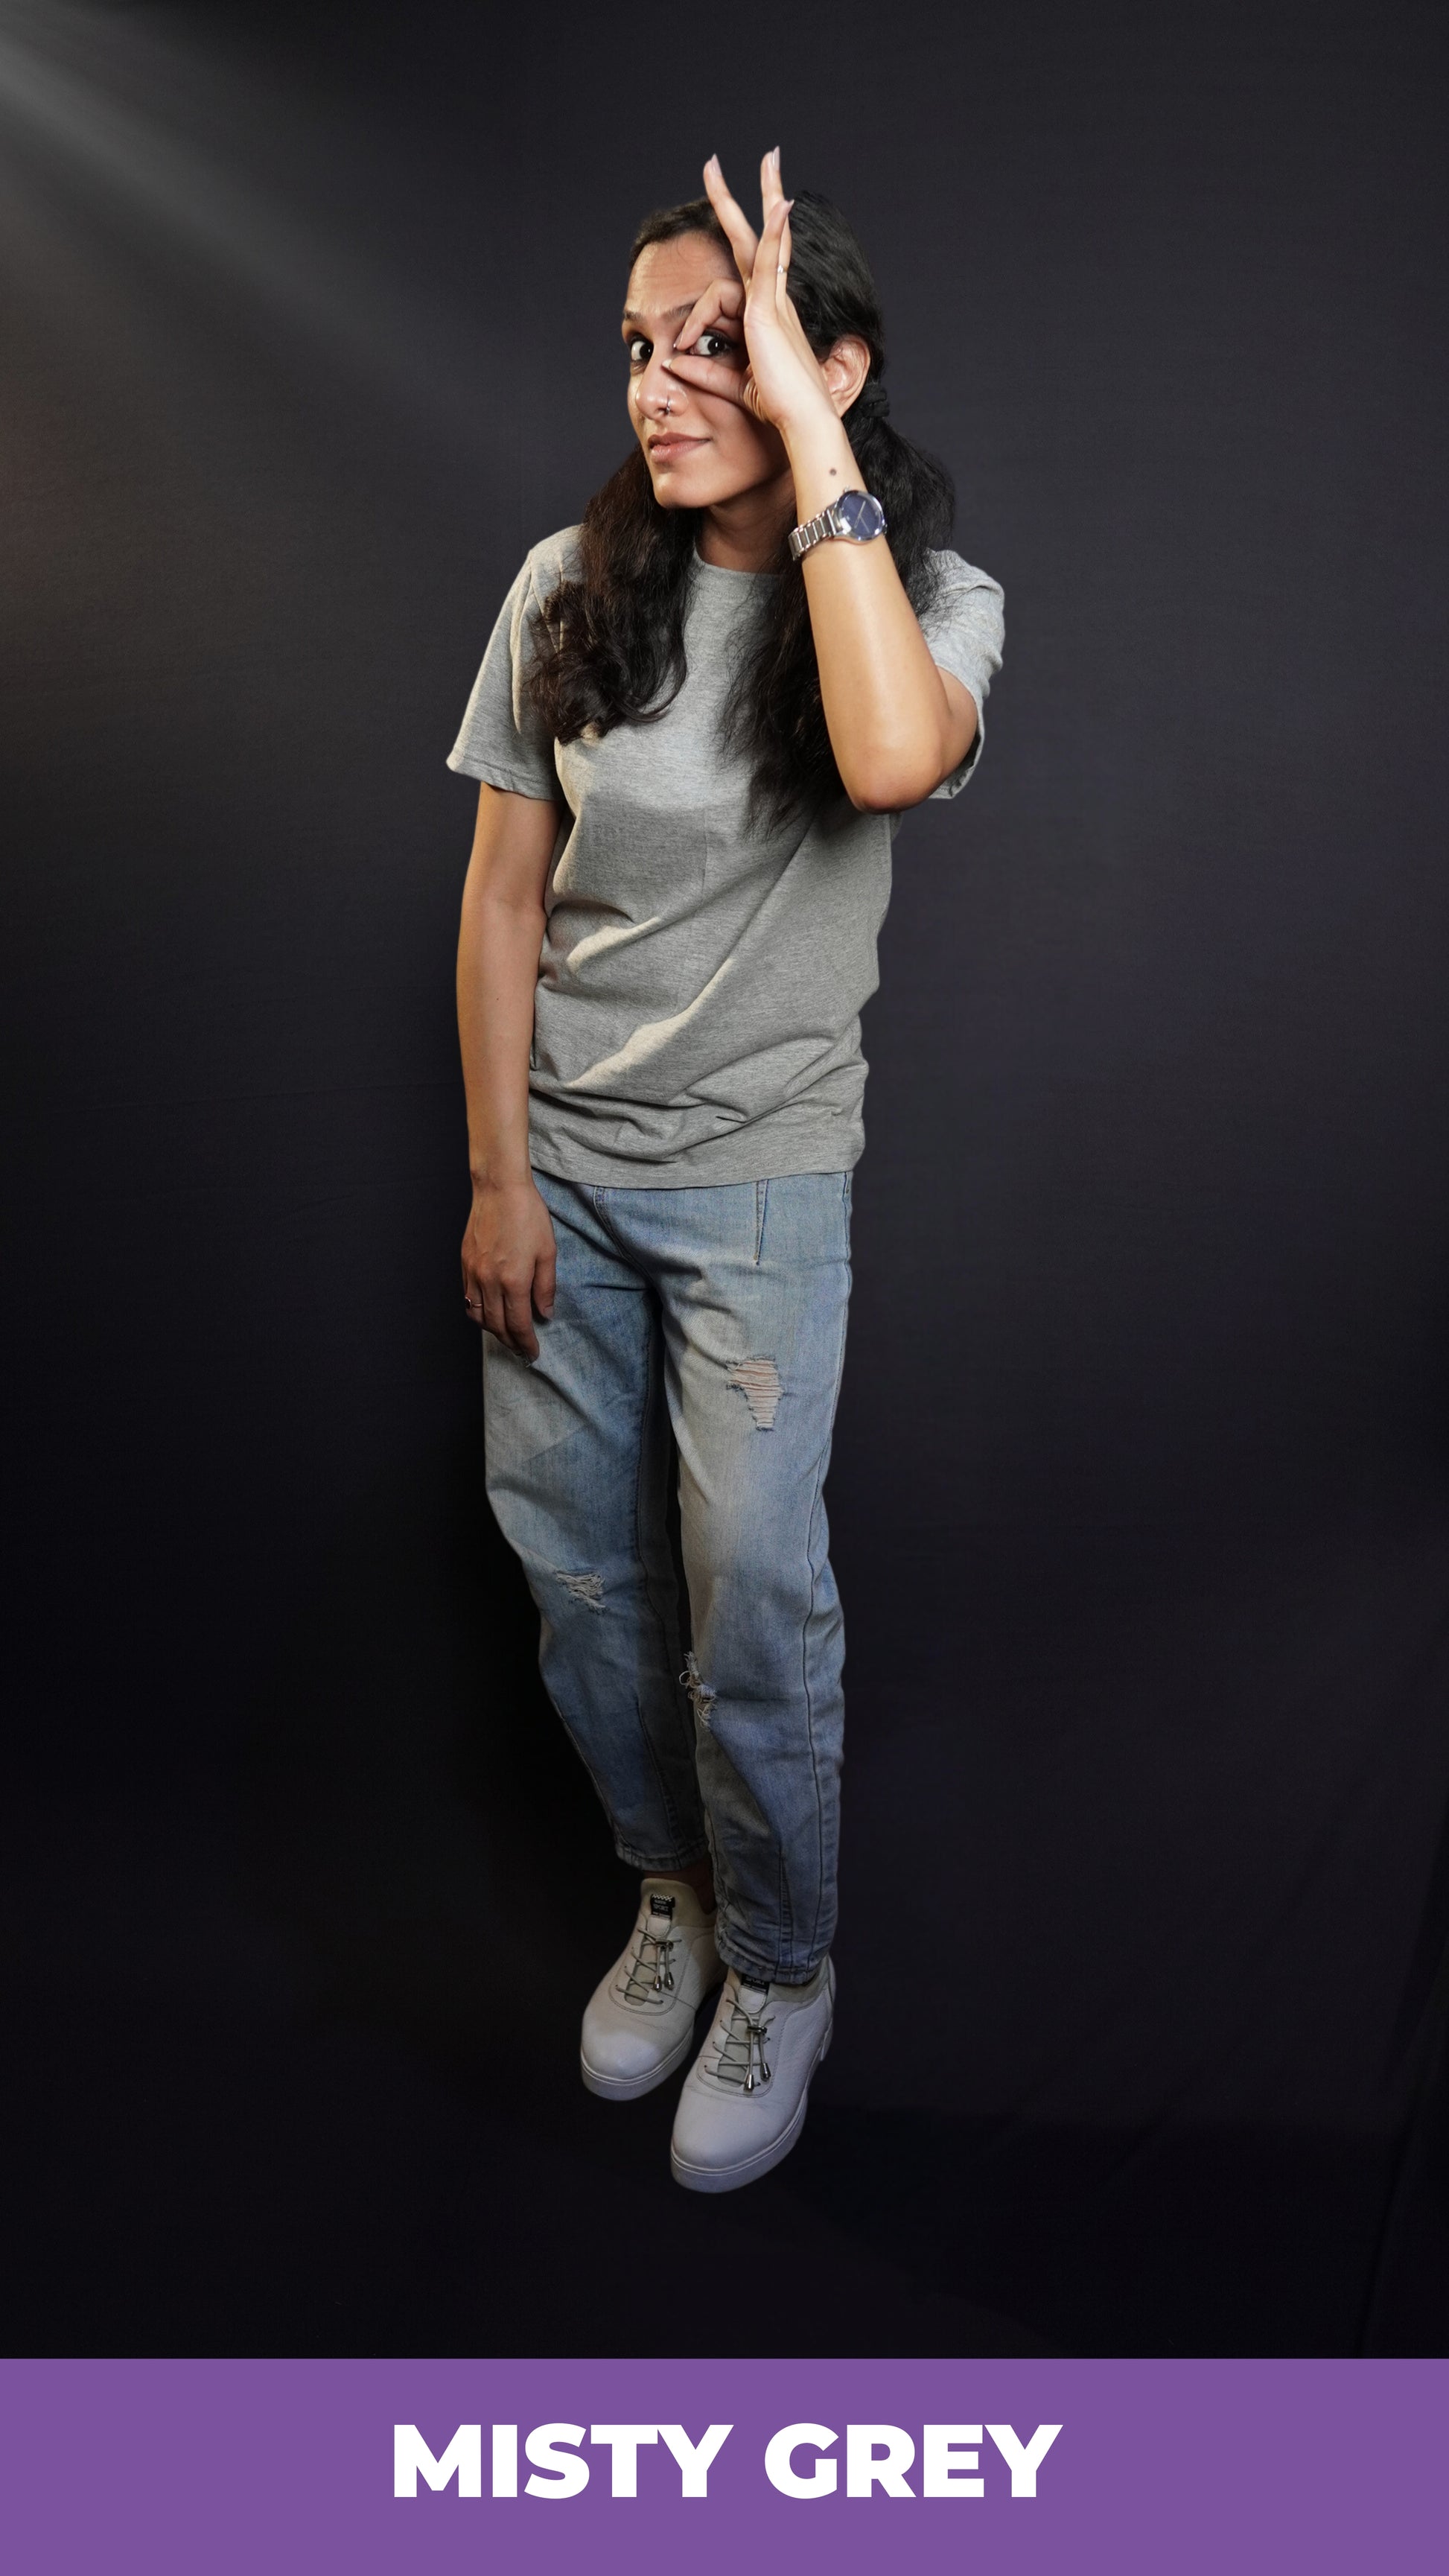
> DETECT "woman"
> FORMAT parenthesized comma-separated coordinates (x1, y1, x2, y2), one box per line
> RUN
(450, 150, 1004, 2192)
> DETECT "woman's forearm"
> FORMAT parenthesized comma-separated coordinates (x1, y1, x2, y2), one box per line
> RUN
(455, 786, 561, 1358)
(457, 874, 547, 1187)
(786, 413, 974, 812)
(456, 783, 558, 1191)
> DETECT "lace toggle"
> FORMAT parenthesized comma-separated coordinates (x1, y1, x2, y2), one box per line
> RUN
(620, 1915, 678, 2005)
(709, 1986, 774, 2092)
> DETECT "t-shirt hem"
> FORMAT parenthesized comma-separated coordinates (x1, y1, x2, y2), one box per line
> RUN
(527, 1121, 865, 1190)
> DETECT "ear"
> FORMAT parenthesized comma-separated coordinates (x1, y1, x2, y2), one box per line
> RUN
(820, 334, 871, 417)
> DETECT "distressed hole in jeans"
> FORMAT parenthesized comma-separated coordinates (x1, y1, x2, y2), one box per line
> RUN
(681, 1651, 716, 1720)
(556, 1569, 605, 1612)
(726, 1354, 783, 1431)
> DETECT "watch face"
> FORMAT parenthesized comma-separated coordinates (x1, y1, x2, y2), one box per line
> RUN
(836, 489, 887, 540)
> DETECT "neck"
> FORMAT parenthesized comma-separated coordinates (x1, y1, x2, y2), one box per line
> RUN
(696, 468, 795, 572)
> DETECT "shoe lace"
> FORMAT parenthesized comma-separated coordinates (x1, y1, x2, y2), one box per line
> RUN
(620, 1918, 678, 2006)
(706, 1985, 773, 2092)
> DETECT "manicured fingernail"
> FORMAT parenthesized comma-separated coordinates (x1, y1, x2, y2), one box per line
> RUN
(771, 145, 780, 165)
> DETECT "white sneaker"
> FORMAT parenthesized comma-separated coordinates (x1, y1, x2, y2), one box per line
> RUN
(669, 1956, 835, 2192)
(580, 1880, 723, 2102)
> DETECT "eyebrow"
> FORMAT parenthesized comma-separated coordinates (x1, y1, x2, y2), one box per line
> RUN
(620, 300, 702, 328)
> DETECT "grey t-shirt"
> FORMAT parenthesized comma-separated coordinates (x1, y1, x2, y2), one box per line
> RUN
(448, 527, 1004, 1187)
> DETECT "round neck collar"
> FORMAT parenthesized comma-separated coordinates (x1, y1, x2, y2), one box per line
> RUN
(692, 541, 779, 582)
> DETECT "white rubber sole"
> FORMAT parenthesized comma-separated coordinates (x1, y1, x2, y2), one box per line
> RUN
(669, 2000, 833, 2194)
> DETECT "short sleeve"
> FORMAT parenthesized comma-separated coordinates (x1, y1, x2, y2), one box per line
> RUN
(918, 553, 1006, 800)
(447, 554, 563, 801)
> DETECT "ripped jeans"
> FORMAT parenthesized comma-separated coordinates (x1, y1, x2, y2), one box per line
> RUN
(482, 1169, 853, 1986)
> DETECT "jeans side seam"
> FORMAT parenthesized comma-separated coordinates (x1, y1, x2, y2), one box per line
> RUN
(800, 1264, 852, 1971)
(631, 1294, 701, 1854)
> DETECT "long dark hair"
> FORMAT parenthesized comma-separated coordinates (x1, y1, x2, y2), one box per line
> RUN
(526, 190, 955, 824)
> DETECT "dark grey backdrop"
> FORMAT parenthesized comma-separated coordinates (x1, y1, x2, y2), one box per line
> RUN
(4, 0, 1448, 2353)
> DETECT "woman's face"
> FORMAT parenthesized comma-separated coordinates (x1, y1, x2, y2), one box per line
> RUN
(622, 230, 788, 511)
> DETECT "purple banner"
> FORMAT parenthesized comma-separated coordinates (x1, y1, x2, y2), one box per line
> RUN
(2, 2356, 1444, 2572)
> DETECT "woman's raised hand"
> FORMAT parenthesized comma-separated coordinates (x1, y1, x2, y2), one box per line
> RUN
(662, 150, 839, 441)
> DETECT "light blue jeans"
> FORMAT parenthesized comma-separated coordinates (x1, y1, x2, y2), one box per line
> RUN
(482, 1169, 853, 1986)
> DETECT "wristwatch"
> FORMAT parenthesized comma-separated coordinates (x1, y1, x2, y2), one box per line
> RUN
(787, 488, 888, 562)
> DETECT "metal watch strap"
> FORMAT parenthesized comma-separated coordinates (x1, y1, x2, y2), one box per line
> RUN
(787, 501, 847, 562)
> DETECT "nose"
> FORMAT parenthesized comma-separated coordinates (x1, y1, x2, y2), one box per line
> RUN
(635, 342, 681, 421)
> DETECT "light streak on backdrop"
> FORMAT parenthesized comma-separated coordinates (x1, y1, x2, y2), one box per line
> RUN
(0, 0, 531, 454)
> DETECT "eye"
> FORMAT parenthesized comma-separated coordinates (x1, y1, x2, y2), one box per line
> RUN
(694, 329, 738, 361)
(625, 334, 651, 367)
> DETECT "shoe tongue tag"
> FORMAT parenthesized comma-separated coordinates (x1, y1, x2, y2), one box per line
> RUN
(649, 1892, 676, 1919)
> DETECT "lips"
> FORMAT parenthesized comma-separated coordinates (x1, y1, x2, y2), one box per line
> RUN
(648, 433, 706, 462)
